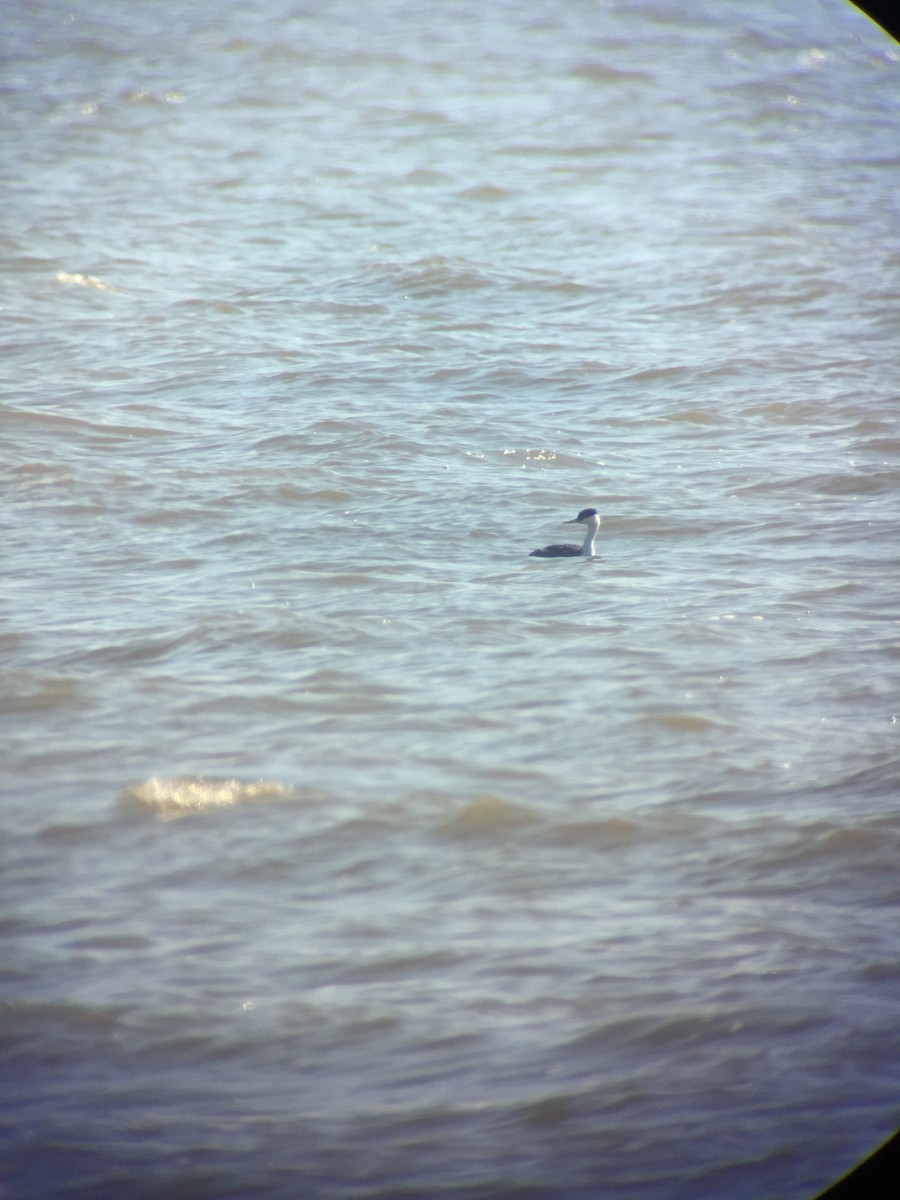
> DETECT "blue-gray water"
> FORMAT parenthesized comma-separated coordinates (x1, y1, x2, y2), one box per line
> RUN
(2, 1, 899, 1197)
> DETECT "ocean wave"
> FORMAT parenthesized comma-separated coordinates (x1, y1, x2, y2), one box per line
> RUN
(118, 776, 295, 819)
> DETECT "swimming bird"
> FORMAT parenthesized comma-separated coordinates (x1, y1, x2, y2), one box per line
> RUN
(530, 507, 601, 558)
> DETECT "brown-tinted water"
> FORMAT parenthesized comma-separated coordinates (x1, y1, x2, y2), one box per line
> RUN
(2, 1, 899, 1196)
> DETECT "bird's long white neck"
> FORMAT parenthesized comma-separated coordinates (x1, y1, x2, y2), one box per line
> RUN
(580, 517, 600, 556)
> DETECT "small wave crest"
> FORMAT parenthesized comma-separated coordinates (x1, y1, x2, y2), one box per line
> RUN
(118, 775, 293, 819)
(439, 794, 540, 838)
(54, 271, 121, 292)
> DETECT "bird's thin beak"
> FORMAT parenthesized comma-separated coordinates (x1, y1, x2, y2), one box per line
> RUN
(562, 517, 579, 525)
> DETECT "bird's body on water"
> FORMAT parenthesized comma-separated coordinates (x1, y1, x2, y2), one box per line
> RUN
(530, 508, 601, 558)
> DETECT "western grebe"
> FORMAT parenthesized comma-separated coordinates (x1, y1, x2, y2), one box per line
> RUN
(530, 507, 601, 558)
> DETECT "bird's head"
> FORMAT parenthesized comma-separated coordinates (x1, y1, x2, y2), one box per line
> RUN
(564, 507, 599, 526)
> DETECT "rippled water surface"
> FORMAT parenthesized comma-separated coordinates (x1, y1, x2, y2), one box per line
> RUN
(2, 1, 899, 1197)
